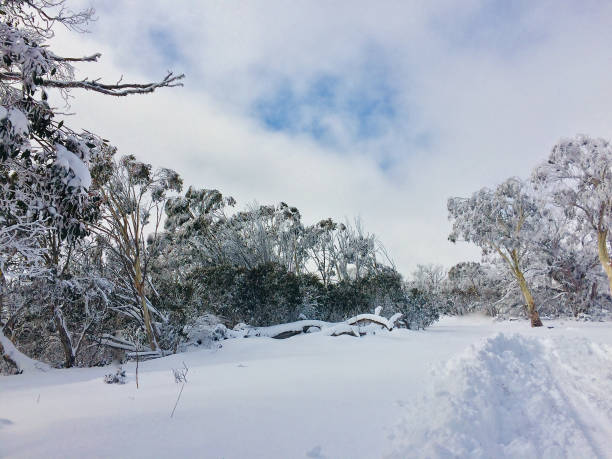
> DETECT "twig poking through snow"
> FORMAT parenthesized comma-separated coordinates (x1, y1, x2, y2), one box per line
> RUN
(170, 362, 189, 418)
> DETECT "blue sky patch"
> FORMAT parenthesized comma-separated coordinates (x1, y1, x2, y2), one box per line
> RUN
(252, 69, 397, 147)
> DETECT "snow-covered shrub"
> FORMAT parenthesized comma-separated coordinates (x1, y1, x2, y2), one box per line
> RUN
(443, 262, 502, 315)
(180, 315, 223, 348)
(398, 288, 441, 330)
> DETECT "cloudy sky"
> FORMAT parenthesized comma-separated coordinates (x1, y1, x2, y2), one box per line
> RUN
(52, 0, 612, 276)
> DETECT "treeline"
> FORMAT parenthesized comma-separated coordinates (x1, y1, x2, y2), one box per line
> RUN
(0, 1, 437, 373)
(1, 151, 439, 371)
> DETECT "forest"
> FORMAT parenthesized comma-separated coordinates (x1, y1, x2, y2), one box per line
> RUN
(2, 0, 612, 376)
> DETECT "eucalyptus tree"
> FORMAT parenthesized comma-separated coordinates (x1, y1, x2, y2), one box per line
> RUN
(305, 218, 338, 287)
(91, 156, 182, 352)
(533, 135, 612, 296)
(0, 0, 183, 266)
(448, 178, 544, 326)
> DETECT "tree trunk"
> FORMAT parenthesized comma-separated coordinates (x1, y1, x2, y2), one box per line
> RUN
(516, 269, 543, 327)
(134, 258, 157, 351)
(597, 230, 612, 295)
(54, 308, 75, 368)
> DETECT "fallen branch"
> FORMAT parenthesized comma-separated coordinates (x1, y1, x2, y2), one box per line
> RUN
(224, 312, 402, 341)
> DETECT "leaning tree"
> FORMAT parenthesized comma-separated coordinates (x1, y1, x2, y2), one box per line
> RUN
(532, 135, 612, 296)
(448, 178, 544, 327)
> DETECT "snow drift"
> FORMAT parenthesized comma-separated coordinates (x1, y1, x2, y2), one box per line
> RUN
(388, 333, 612, 458)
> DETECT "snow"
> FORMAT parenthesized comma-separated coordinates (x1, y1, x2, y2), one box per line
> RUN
(0, 329, 50, 374)
(229, 319, 331, 338)
(222, 314, 397, 339)
(54, 144, 92, 190)
(389, 332, 612, 458)
(6, 109, 28, 135)
(346, 313, 393, 330)
(1, 315, 612, 458)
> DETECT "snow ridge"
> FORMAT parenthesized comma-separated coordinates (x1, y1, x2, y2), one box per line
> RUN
(388, 333, 612, 459)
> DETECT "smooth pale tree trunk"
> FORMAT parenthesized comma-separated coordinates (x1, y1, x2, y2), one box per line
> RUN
(506, 249, 543, 327)
(597, 230, 612, 295)
(134, 258, 157, 351)
(516, 269, 543, 327)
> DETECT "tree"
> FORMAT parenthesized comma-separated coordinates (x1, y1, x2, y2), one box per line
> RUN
(448, 178, 544, 326)
(410, 264, 446, 297)
(1, 0, 184, 365)
(532, 135, 612, 296)
(304, 218, 337, 287)
(91, 155, 182, 352)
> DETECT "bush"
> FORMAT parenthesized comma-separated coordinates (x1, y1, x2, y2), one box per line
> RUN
(151, 263, 440, 334)
(399, 288, 441, 330)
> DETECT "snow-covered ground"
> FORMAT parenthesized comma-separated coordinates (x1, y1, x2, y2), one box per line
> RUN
(1, 315, 612, 458)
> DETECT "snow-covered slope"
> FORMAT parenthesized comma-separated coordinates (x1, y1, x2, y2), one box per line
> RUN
(1, 315, 611, 458)
(389, 332, 612, 458)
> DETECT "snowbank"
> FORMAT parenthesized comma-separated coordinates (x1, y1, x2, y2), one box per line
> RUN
(388, 332, 612, 458)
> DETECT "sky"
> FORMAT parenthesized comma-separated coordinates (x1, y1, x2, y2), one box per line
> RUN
(50, 0, 612, 277)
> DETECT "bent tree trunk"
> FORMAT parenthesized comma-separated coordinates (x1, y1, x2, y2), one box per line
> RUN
(516, 269, 543, 327)
(597, 230, 612, 295)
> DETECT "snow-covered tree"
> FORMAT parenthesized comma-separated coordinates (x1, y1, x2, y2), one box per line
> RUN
(532, 135, 612, 296)
(304, 218, 337, 287)
(410, 264, 446, 296)
(0, 0, 183, 242)
(330, 218, 381, 281)
(1, 0, 184, 365)
(448, 178, 544, 327)
(90, 155, 182, 352)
